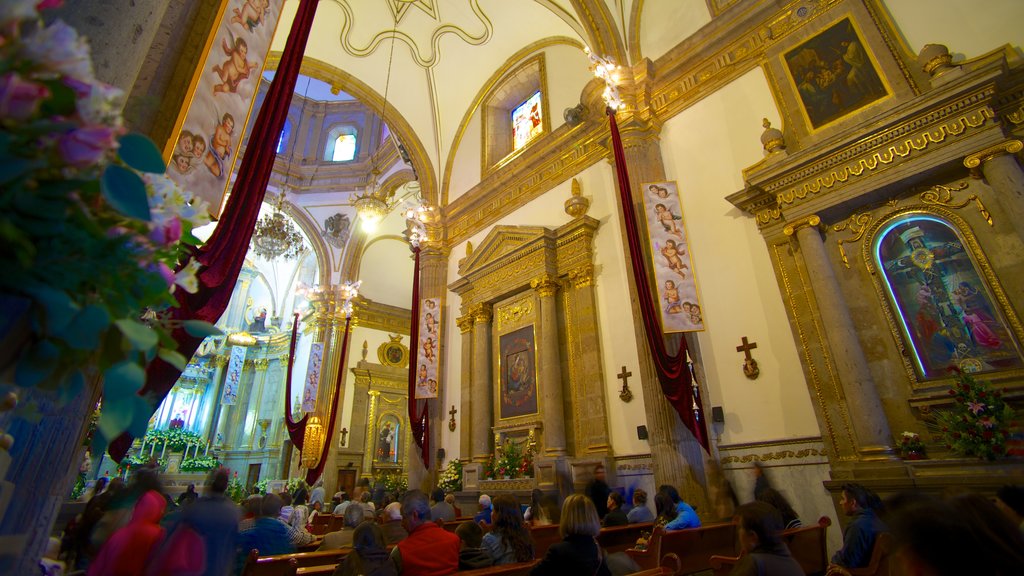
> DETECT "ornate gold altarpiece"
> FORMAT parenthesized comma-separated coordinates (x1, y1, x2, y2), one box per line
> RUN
(343, 358, 412, 483)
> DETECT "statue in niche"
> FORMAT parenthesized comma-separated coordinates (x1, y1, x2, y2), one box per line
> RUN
(323, 213, 351, 249)
(376, 416, 399, 463)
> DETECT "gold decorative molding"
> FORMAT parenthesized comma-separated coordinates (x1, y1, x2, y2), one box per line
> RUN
(718, 435, 823, 451)
(568, 264, 594, 288)
(833, 211, 878, 269)
(471, 303, 493, 324)
(352, 297, 411, 335)
(963, 139, 1024, 176)
(720, 447, 826, 465)
(495, 298, 535, 332)
(782, 214, 822, 237)
(919, 182, 992, 226)
(530, 274, 560, 298)
(456, 314, 475, 334)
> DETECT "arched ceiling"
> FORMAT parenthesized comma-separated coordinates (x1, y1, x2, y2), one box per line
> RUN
(269, 0, 658, 207)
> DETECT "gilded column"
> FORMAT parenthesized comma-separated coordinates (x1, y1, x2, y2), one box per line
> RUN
(564, 265, 610, 455)
(965, 140, 1024, 239)
(531, 274, 567, 456)
(470, 303, 493, 462)
(244, 359, 270, 448)
(785, 216, 893, 457)
(457, 314, 475, 462)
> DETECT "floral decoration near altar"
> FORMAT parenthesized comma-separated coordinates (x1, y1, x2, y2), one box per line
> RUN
(934, 368, 1014, 460)
(438, 459, 463, 493)
(0, 2, 219, 454)
(483, 438, 534, 480)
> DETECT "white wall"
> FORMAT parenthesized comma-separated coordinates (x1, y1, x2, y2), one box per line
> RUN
(639, 0, 710, 62)
(659, 67, 821, 445)
(883, 0, 1024, 58)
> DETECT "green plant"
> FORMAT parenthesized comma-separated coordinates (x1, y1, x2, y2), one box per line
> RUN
(179, 455, 219, 473)
(897, 431, 926, 459)
(253, 478, 270, 495)
(0, 4, 219, 453)
(376, 470, 407, 494)
(934, 369, 1014, 460)
(438, 459, 463, 493)
(144, 428, 204, 452)
(226, 470, 246, 503)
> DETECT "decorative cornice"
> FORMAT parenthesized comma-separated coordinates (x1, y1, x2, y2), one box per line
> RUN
(963, 139, 1024, 177)
(471, 303, 493, 324)
(352, 297, 411, 335)
(531, 274, 560, 298)
(783, 214, 822, 237)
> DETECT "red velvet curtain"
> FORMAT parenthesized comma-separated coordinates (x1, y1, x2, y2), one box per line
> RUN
(407, 247, 430, 468)
(305, 315, 351, 484)
(284, 313, 309, 449)
(607, 108, 709, 451)
(109, 0, 322, 461)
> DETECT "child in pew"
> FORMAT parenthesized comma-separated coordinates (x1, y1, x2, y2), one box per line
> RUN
(730, 502, 804, 576)
(333, 521, 397, 576)
(455, 521, 494, 570)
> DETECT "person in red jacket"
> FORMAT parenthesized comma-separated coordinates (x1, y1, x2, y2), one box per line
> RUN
(391, 490, 460, 575)
(87, 490, 166, 576)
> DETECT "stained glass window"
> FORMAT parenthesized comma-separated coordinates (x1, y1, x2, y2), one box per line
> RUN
(511, 91, 543, 150)
(276, 120, 291, 154)
(873, 214, 1023, 379)
(332, 134, 356, 162)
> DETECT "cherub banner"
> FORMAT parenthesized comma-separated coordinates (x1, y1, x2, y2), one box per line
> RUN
(641, 181, 704, 333)
(165, 0, 284, 215)
(223, 345, 247, 405)
(302, 342, 323, 412)
(415, 298, 440, 399)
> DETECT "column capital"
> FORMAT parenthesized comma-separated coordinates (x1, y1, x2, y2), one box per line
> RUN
(470, 303, 493, 324)
(568, 264, 595, 288)
(456, 314, 475, 334)
(783, 214, 823, 237)
(964, 139, 1023, 176)
(530, 273, 560, 297)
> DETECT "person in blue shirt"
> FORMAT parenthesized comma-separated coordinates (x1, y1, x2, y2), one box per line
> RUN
(657, 484, 700, 530)
(831, 483, 884, 569)
(474, 494, 493, 525)
(626, 489, 655, 524)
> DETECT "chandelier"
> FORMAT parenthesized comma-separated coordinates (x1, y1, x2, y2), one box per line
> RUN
(252, 194, 305, 261)
(352, 168, 391, 231)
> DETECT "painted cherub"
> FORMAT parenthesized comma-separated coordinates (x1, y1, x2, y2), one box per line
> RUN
(171, 153, 195, 175)
(663, 280, 682, 314)
(654, 203, 683, 238)
(203, 113, 234, 179)
(212, 36, 257, 94)
(661, 239, 689, 278)
(231, 0, 270, 32)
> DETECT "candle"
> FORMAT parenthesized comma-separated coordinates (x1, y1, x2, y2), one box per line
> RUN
(160, 441, 167, 459)
(205, 441, 209, 457)
(150, 442, 156, 457)
(139, 438, 146, 453)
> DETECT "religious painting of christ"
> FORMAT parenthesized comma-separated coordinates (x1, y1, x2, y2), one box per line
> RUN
(641, 181, 704, 333)
(873, 214, 1024, 380)
(498, 325, 538, 420)
(783, 17, 888, 130)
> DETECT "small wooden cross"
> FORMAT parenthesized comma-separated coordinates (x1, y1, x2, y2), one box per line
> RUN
(736, 336, 760, 379)
(448, 405, 458, 432)
(340, 427, 348, 446)
(617, 366, 634, 402)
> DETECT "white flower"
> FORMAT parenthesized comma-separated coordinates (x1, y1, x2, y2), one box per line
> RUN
(0, 0, 38, 26)
(77, 81, 124, 126)
(145, 173, 211, 229)
(901, 431, 919, 439)
(22, 20, 95, 82)
(174, 259, 201, 294)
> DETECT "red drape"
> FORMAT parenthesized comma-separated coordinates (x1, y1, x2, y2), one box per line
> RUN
(284, 313, 309, 449)
(607, 108, 709, 451)
(305, 315, 351, 484)
(407, 247, 430, 468)
(109, 0, 322, 461)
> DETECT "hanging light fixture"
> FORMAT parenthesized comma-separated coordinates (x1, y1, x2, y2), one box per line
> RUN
(251, 192, 305, 260)
(352, 16, 401, 232)
(301, 415, 324, 468)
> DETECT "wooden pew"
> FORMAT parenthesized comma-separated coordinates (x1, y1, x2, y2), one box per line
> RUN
(457, 559, 541, 575)
(597, 522, 654, 553)
(240, 549, 297, 576)
(259, 549, 350, 569)
(530, 524, 561, 559)
(625, 522, 737, 575)
(841, 532, 892, 576)
(327, 514, 344, 533)
(629, 553, 682, 576)
(309, 514, 330, 535)
(709, 516, 832, 576)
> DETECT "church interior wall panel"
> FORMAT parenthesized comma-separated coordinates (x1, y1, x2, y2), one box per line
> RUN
(638, 0, 711, 63)
(447, 111, 483, 204)
(882, 0, 1024, 59)
(658, 69, 822, 445)
(357, 236, 415, 309)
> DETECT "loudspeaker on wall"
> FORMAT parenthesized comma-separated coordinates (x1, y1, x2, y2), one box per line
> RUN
(711, 406, 725, 423)
(637, 425, 648, 440)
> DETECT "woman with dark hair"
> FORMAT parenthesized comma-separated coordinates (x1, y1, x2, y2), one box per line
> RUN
(524, 489, 544, 524)
(291, 490, 310, 529)
(530, 494, 610, 576)
(730, 502, 803, 576)
(755, 487, 801, 529)
(657, 485, 700, 530)
(333, 521, 397, 576)
(603, 492, 628, 527)
(482, 494, 534, 564)
(654, 491, 678, 528)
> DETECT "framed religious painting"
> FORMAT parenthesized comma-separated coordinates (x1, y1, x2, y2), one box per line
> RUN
(497, 325, 539, 420)
(866, 209, 1024, 386)
(641, 181, 704, 333)
(763, 1, 918, 142)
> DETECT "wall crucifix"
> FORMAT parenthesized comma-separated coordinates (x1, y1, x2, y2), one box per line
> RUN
(617, 366, 634, 402)
(736, 336, 760, 380)
(448, 405, 457, 432)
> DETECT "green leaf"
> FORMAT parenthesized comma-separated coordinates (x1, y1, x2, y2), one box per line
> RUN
(32, 286, 79, 334)
(91, 432, 109, 459)
(14, 340, 59, 387)
(0, 158, 34, 185)
(58, 370, 86, 405)
(58, 305, 111, 350)
(104, 361, 145, 398)
(101, 165, 151, 221)
(182, 320, 222, 338)
(40, 80, 77, 117)
(127, 396, 154, 438)
(118, 133, 167, 174)
(114, 318, 159, 352)
(157, 348, 188, 371)
(98, 394, 133, 441)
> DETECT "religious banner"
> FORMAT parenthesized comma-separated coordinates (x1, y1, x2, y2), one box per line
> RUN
(223, 345, 247, 405)
(415, 298, 440, 399)
(498, 325, 538, 420)
(165, 0, 285, 215)
(302, 342, 323, 411)
(641, 181, 704, 333)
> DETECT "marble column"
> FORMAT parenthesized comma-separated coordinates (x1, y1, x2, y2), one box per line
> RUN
(470, 303, 493, 462)
(965, 140, 1024, 240)
(417, 241, 450, 487)
(457, 314, 475, 461)
(531, 274, 567, 456)
(785, 216, 893, 458)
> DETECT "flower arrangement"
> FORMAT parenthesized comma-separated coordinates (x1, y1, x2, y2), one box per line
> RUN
(897, 431, 926, 459)
(144, 428, 204, 452)
(934, 368, 1014, 460)
(0, 3, 218, 450)
(485, 439, 534, 480)
(376, 470, 408, 494)
(286, 477, 306, 494)
(438, 459, 463, 493)
(226, 470, 246, 503)
(253, 478, 270, 495)
(179, 454, 219, 473)
(122, 454, 167, 471)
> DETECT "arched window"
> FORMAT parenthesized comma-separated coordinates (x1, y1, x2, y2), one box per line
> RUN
(276, 119, 292, 154)
(324, 125, 358, 162)
(872, 213, 1023, 379)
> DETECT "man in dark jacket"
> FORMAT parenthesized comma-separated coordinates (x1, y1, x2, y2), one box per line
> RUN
(585, 464, 611, 519)
(180, 471, 240, 576)
(831, 483, 885, 569)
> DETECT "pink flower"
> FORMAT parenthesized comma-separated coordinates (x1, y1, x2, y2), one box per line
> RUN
(58, 125, 115, 166)
(149, 215, 182, 245)
(979, 416, 995, 429)
(22, 20, 94, 82)
(0, 73, 49, 120)
(967, 401, 986, 415)
(153, 262, 175, 288)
